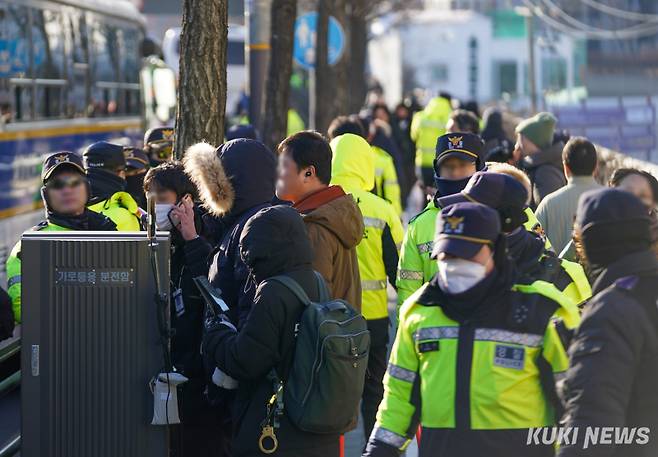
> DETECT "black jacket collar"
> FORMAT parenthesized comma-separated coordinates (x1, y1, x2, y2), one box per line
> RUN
(47, 208, 117, 231)
(592, 250, 658, 295)
(87, 168, 126, 204)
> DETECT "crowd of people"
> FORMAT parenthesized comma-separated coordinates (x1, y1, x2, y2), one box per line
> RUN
(1, 92, 658, 457)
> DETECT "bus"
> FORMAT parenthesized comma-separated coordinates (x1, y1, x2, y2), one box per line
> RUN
(0, 0, 145, 283)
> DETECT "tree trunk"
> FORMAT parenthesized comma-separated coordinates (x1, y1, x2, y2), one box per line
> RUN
(262, 0, 297, 151)
(348, 1, 368, 113)
(314, 0, 349, 135)
(175, 0, 228, 158)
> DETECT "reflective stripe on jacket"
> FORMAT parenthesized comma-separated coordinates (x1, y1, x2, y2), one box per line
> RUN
(370, 280, 579, 455)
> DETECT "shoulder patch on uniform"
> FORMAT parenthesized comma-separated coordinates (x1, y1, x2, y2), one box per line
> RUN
(512, 281, 580, 330)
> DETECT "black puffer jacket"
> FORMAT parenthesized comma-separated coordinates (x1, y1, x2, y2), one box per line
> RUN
(183, 139, 276, 328)
(558, 250, 658, 457)
(204, 205, 340, 457)
(168, 207, 215, 424)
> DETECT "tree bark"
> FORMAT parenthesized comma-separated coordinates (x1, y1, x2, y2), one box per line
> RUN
(348, 0, 368, 113)
(175, 0, 228, 158)
(314, 0, 349, 135)
(262, 0, 298, 151)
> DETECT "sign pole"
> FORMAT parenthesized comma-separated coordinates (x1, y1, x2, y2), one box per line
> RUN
(309, 67, 316, 131)
(293, 11, 345, 132)
(245, 0, 271, 132)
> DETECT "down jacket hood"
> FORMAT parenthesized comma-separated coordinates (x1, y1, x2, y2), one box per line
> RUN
(330, 133, 375, 192)
(303, 193, 364, 250)
(240, 205, 313, 283)
(183, 139, 276, 217)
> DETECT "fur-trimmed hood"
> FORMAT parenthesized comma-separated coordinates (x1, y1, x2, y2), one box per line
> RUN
(183, 139, 276, 217)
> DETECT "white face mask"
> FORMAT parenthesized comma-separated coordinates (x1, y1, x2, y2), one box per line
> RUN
(155, 203, 174, 230)
(437, 257, 489, 294)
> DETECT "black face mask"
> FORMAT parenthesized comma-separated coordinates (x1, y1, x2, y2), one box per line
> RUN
(126, 173, 146, 205)
(433, 175, 471, 199)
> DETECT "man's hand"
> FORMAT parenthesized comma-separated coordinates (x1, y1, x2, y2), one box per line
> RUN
(203, 314, 238, 389)
(204, 313, 236, 334)
(171, 195, 198, 241)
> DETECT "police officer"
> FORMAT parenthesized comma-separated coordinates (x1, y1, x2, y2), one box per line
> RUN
(396, 132, 485, 306)
(123, 146, 149, 209)
(330, 133, 404, 440)
(437, 171, 591, 306)
(410, 93, 452, 190)
(84, 141, 142, 231)
(364, 202, 579, 457)
(397, 135, 554, 308)
(144, 127, 175, 166)
(327, 115, 403, 216)
(6, 152, 116, 322)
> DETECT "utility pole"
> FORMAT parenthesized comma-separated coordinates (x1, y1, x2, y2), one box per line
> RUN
(245, 0, 271, 132)
(527, 13, 537, 114)
(516, 6, 537, 114)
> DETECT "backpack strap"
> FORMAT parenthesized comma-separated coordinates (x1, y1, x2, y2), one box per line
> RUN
(268, 271, 332, 307)
(268, 275, 312, 306)
(313, 271, 331, 302)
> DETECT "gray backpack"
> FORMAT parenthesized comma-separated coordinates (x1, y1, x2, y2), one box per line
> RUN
(269, 272, 370, 434)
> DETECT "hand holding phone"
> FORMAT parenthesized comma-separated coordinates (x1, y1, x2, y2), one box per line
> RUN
(170, 194, 197, 241)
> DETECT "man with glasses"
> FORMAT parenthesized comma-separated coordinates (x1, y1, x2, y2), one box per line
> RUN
(6, 152, 117, 323)
(144, 127, 175, 166)
(84, 141, 142, 231)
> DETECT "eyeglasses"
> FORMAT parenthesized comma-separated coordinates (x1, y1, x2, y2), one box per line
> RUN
(149, 141, 173, 161)
(46, 176, 87, 190)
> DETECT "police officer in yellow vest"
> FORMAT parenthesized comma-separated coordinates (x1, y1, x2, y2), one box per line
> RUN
(6, 152, 116, 322)
(410, 94, 452, 189)
(84, 141, 142, 231)
(328, 115, 403, 216)
(330, 133, 405, 440)
(364, 202, 580, 457)
(397, 134, 551, 307)
(397, 132, 485, 306)
(437, 171, 591, 306)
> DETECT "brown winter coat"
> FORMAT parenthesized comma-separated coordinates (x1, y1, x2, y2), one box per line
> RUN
(298, 191, 364, 311)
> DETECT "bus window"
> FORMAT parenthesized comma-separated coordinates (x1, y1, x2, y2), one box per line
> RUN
(90, 15, 120, 116)
(121, 26, 141, 115)
(0, 4, 32, 122)
(66, 9, 90, 117)
(32, 8, 66, 119)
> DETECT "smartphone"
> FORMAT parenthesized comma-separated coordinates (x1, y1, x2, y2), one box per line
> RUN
(193, 276, 230, 316)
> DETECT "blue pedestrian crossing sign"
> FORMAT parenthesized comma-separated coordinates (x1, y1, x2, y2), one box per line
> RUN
(293, 12, 345, 70)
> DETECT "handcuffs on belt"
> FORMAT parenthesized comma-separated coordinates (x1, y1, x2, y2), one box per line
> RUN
(259, 380, 284, 454)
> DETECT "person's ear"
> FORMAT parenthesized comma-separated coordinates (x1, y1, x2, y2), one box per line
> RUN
(304, 166, 315, 179)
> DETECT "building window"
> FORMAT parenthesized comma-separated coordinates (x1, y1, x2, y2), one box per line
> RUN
(494, 61, 518, 98)
(430, 63, 449, 83)
(469, 37, 478, 99)
(542, 57, 567, 91)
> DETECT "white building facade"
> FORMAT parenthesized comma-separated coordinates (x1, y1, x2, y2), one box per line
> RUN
(369, 9, 578, 110)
